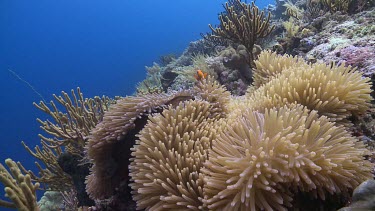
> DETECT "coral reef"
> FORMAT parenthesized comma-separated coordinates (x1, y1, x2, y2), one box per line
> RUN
(283, 0, 304, 19)
(321, 0, 351, 13)
(170, 54, 218, 90)
(136, 62, 164, 95)
(304, 9, 375, 76)
(158, 54, 176, 67)
(282, 18, 300, 39)
(1, 1, 375, 211)
(205, 45, 253, 95)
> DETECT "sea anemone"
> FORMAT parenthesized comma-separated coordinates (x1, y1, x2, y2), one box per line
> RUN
(130, 100, 221, 210)
(194, 76, 231, 118)
(203, 105, 373, 210)
(253, 50, 307, 88)
(247, 62, 372, 122)
(86, 91, 193, 199)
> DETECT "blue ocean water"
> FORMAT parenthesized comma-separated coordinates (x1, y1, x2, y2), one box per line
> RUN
(0, 0, 273, 207)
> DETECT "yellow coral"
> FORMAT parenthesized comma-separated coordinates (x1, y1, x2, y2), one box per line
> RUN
(282, 18, 300, 39)
(283, 0, 304, 19)
(0, 159, 40, 211)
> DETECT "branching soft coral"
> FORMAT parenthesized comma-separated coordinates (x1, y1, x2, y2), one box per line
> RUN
(209, 0, 275, 67)
(283, 0, 304, 19)
(0, 159, 40, 211)
(33, 87, 113, 156)
(321, 0, 351, 13)
(20, 88, 113, 191)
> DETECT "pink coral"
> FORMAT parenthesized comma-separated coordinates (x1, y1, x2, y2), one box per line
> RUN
(337, 45, 375, 76)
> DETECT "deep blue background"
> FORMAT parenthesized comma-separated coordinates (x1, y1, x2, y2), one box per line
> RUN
(0, 0, 272, 206)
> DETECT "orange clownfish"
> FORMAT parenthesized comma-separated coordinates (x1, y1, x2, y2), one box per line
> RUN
(194, 69, 208, 81)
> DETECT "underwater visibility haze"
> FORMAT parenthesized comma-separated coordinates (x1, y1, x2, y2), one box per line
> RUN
(1, 0, 375, 210)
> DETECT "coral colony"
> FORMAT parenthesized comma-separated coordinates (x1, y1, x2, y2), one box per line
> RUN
(1, 0, 375, 210)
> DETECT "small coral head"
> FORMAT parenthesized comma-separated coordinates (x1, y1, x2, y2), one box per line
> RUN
(194, 69, 208, 81)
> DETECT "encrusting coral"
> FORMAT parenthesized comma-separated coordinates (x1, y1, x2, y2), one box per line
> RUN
(85, 90, 194, 200)
(203, 105, 373, 210)
(0, 159, 40, 211)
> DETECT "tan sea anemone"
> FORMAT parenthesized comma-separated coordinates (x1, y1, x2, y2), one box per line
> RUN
(130, 100, 222, 210)
(247, 62, 372, 122)
(253, 50, 307, 88)
(203, 105, 373, 211)
(86, 91, 193, 199)
(194, 76, 231, 118)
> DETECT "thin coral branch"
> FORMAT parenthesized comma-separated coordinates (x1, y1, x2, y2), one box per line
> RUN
(0, 159, 40, 211)
(20, 141, 72, 190)
(33, 88, 113, 155)
(61, 189, 79, 211)
(20, 88, 114, 191)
